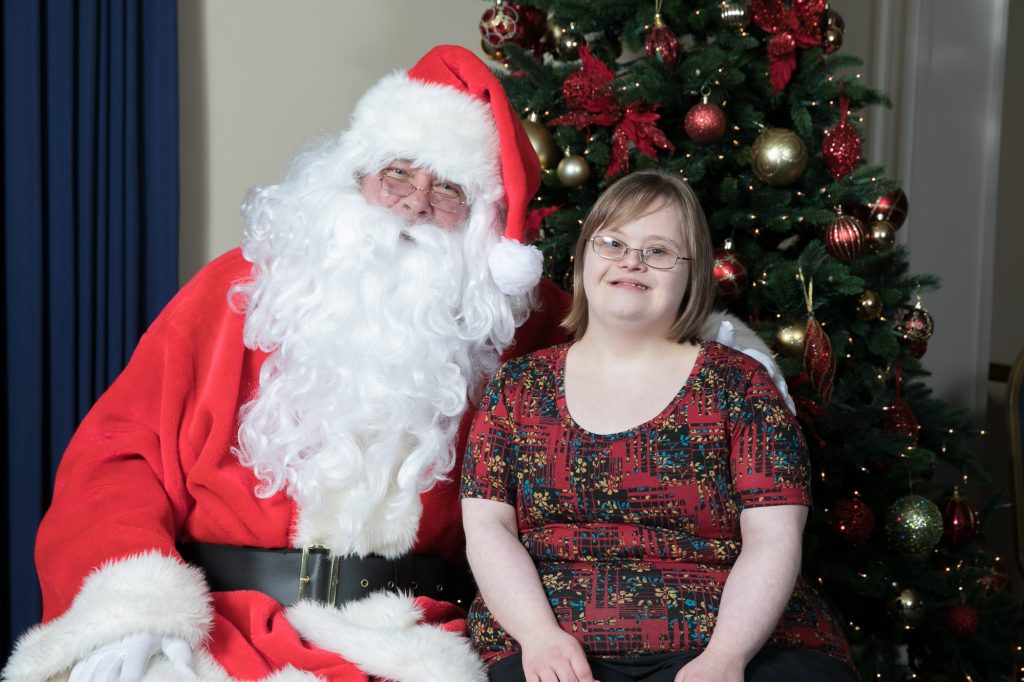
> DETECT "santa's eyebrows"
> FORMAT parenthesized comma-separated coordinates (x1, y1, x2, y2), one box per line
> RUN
(387, 160, 463, 188)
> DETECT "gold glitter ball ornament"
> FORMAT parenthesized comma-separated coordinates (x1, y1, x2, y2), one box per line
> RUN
(885, 494, 943, 554)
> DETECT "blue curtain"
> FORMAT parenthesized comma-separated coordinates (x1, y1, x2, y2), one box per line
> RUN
(2, 0, 178, 659)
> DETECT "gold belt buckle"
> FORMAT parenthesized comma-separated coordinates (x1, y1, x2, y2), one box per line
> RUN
(298, 544, 340, 604)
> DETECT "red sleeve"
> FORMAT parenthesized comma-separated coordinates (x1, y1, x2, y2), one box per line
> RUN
(729, 363, 812, 509)
(35, 250, 262, 622)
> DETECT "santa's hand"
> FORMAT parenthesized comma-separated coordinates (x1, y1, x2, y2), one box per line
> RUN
(69, 632, 195, 682)
(712, 320, 796, 415)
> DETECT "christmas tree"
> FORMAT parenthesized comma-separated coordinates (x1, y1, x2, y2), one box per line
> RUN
(477, 1, 1022, 679)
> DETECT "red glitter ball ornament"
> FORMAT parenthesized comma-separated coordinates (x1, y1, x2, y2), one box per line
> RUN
(831, 498, 876, 545)
(946, 604, 980, 637)
(883, 396, 919, 444)
(979, 562, 1010, 596)
(851, 189, 909, 228)
(902, 338, 928, 359)
(899, 301, 934, 342)
(824, 214, 865, 261)
(712, 240, 748, 302)
(645, 13, 680, 67)
(822, 95, 861, 180)
(684, 99, 726, 143)
(941, 487, 980, 548)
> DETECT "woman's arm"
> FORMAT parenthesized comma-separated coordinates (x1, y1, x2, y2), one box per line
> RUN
(675, 504, 808, 682)
(462, 497, 594, 682)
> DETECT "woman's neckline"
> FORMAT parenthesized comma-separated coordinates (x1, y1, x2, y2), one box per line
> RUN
(555, 339, 707, 438)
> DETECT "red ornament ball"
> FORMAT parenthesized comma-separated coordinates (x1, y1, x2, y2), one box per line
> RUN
(902, 338, 928, 359)
(645, 15, 680, 67)
(824, 214, 865, 261)
(941, 488, 980, 547)
(883, 397, 919, 444)
(831, 498, 876, 545)
(479, 3, 520, 47)
(979, 562, 1010, 596)
(684, 101, 726, 143)
(946, 604, 980, 637)
(899, 304, 934, 342)
(713, 245, 748, 302)
(851, 189, 909, 229)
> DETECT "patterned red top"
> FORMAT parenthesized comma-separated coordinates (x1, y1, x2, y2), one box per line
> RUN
(460, 340, 851, 665)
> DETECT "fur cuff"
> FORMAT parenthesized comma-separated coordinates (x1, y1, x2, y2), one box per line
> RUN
(2, 551, 212, 682)
(286, 593, 486, 682)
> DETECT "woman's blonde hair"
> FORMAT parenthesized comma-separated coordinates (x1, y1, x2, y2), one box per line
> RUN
(561, 170, 716, 342)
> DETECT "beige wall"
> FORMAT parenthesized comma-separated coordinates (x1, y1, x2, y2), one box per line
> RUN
(177, 0, 482, 282)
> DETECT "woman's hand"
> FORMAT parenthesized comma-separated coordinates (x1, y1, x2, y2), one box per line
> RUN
(519, 627, 595, 682)
(673, 650, 743, 682)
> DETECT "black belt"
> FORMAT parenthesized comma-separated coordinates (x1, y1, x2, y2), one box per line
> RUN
(179, 542, 476, 609)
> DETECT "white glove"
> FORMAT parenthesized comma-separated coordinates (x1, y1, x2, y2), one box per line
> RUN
(713, 320, 797, 415)
(69, 632, 195, 682)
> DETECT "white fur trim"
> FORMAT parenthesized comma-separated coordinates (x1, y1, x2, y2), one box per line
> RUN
(286, 593, 486, 682)
(487, 239, 543, 297)
(341, 72, 503, 203)
(2, 551, 212, 682)
(699, 310, 771, 356)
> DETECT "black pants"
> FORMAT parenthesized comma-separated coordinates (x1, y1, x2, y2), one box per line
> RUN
(488, 649, 857, 682)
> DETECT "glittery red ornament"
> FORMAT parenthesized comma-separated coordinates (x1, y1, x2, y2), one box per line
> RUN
(479, 3, 520, 47)
(823, 94, 861, 180)
(941, 487, 980, 547)
(713, 240, 748, 302)
(684, 99, 726, 143)
(804, 317, 835, 404)
(851, 189, 909, 228)
(946, 604, 980, 637)
(899, 300, 934, 342)
(902, 338, 928, 359)
(831, 498, 876, 545)
(561, 68, 618, 115)
(979, 562, 1010, 596)
(824, 214, 865, 261)
(645, 13, 680, 67)
(884, 397, 919, 444)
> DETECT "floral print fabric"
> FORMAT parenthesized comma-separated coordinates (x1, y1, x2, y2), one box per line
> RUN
(460, 340, 851, 664)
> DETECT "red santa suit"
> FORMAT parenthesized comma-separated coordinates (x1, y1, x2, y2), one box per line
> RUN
(4, 46, 570, 682)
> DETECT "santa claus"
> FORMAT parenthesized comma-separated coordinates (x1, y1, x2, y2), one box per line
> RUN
(3, 46, 571, 682)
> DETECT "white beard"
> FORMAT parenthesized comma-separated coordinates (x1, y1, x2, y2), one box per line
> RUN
(230, 188, 518, 557)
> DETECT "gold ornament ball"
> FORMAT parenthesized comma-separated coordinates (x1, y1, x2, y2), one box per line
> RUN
(720, 1, 751, 30)
(549, 21, 583, 61)
(887, 586, 925, 626)
(868, 220, 896, 253)
(750, 128, 808, 186)
(557, 154, 591, 187)
(521, 116, 557, 170)
(479, 37, 506, 62)
(775, 322, 806, 357)
(823, 25, 844, 53)
(856, 290, 883, 320)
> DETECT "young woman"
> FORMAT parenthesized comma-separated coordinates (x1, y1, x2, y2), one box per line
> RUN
(460, 171, 855, 682)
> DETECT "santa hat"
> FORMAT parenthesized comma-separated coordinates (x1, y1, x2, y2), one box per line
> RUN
(338, 45, 543, 297)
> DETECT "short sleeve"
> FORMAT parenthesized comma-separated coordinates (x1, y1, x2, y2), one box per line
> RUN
(460, 364, 519, 504)
(729, 363, 811, 509)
